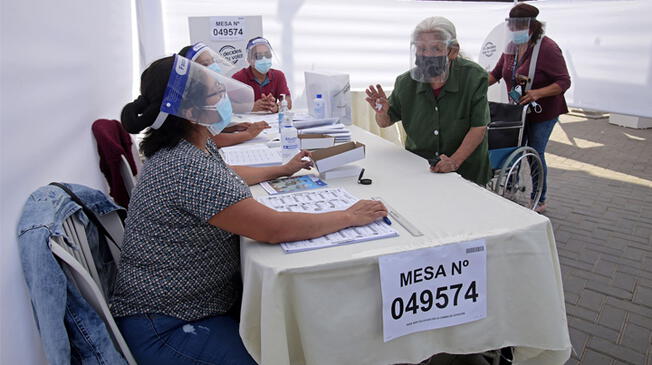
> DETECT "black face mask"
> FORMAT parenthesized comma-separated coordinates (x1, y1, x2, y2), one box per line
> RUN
(415, 55, 447, 78)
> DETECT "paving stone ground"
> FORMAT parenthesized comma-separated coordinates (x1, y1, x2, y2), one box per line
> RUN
(544, 115, 652, 365)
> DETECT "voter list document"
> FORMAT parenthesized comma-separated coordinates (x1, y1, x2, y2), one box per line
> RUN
(219, 145, 282, 167)
(257, 187, 398, 253)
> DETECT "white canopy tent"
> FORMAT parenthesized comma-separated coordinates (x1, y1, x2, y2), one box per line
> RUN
(1, 0, 650, 363)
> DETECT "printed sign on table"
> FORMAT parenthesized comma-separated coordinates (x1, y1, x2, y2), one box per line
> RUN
(210, 16, 246, 41)
(378, 239, 487, 342)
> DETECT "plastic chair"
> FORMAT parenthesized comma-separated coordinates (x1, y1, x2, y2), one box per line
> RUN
(120, 154, 137, 198)
(49, 211, 136, 365)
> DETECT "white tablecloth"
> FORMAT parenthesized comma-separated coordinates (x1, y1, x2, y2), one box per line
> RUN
(239, 126, 571, 365)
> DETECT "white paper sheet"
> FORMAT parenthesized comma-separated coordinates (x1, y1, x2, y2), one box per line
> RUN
(257, 187, 398, 253)
(220, 145, 282, 166)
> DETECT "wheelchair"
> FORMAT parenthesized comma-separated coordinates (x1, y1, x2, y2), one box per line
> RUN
(486, 102, 544, 210)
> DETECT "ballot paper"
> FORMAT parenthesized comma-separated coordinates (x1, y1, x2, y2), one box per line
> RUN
(219, 144, 282, 166)
(257, 187, 398, 253)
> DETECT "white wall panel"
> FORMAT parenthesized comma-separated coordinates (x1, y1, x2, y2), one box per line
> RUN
(162, 0, 652, 116)
(0, 1, 133, 363)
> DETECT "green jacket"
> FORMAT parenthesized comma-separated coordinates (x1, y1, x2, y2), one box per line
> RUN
(388, 57, 492, 185)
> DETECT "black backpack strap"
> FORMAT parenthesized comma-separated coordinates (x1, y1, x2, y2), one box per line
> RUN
(49, 182, 122, 253)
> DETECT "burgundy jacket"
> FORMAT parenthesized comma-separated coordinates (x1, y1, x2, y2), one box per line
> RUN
(91, 119, 138, 208)
(491, 36, 571, 123)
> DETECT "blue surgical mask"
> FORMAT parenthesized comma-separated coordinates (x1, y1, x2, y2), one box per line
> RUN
(511, 29, 530, 45)
(254, 57, 272, 74)
(205, 96, 233, 135)
(207, 62, 222, 74)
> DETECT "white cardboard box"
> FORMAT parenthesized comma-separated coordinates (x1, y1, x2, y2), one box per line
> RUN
(299, 134, 335, 150)
(311, 141, 365, 172)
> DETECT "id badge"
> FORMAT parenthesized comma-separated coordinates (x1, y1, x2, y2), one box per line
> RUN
(508, 88, 521, 103)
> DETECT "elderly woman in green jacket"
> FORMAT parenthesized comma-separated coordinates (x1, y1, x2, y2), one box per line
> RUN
(365, 16, 491, 186)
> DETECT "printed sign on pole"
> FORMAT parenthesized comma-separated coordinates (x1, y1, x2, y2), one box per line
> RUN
(378, 239, 487, 342)
(188, 16, 263, 77)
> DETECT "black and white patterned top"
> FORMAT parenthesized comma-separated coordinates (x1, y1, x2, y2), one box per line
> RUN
(110, 139, 251, 321)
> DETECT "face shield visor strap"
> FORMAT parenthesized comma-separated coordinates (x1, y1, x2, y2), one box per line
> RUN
(150, 111, 168, 130)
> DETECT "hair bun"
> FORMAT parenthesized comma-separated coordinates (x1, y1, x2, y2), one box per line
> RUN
(121, 95, 159, 133)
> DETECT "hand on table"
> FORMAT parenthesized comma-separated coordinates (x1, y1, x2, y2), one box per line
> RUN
(430, 154, 459, 173)
(345, 200, 388, 226)
(283, 150, 313, 176)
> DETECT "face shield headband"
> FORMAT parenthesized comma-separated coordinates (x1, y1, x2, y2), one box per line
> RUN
(184, 42, 235, 75)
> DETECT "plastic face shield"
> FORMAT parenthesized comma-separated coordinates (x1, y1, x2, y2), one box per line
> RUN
(185, 42, 235, 75)
(245, 37, 278, 72)
(503, 18, 532, 54)
(410, 32, 452, 83)
(151, 55, 254, 133)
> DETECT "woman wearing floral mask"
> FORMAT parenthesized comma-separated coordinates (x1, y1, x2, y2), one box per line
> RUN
(488, 3, 571, 213)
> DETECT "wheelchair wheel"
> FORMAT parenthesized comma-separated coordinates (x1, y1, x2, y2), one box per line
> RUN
(493, 146, 543, 210)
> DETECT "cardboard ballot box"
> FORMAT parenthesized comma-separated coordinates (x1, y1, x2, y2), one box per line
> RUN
(299, 134, 335, 150)
(311, 141, 365, 172)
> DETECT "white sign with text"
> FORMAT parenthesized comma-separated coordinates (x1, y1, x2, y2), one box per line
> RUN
(210, 16, 246, 41)
(378, 239, 487, 342)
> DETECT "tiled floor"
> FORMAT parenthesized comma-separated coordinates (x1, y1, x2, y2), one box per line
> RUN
(544, 115, 652, 365)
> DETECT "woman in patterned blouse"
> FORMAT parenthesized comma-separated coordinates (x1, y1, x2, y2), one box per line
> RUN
(112, 56, 388, 365)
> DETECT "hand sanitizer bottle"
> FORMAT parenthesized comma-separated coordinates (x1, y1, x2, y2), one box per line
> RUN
(312, 94, 326, 119)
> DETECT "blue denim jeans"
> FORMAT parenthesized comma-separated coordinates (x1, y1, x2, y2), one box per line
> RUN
(524, 117, 558, 203)
(116, 314, 257, 365)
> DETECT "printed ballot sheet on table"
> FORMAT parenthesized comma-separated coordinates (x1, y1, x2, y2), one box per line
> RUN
(219, 144, 281, 166)
(378, 239, 487, 342)
(257, 187, 398, 253)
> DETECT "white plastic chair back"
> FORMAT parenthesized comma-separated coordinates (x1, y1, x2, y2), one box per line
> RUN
(120, 154, 137, 198)
(130, 136, 144, 172)
(50, 212, 136, 364)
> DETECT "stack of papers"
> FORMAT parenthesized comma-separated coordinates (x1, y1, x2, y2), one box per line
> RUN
(298, 124, 351, 143)
(257, 187, 398, 253)
(292, 117, 339, 129)
(219, 144, 282, 167)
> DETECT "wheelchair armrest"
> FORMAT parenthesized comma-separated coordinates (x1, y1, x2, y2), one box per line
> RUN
(488, 121, 523, 128)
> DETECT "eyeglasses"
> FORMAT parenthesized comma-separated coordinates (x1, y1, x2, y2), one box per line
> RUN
(253, 52, 272, 60)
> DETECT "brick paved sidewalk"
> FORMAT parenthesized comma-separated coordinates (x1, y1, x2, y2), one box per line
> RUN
(544, 115, 652, 365)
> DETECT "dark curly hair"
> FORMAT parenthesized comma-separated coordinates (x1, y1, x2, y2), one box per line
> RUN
(510, 3, 545, 47)
(120, 56, 212, 158)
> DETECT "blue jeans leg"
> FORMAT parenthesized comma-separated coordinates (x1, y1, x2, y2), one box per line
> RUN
(524, 117, 558, 203)
(116, 314, 257, 365)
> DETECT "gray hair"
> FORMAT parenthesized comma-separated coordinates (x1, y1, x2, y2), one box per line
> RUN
(411, 16, 460, 49)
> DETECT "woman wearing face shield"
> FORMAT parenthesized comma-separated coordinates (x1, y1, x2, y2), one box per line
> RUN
(488, 3, 571, 213)
(112, 55, 388, 365)
(179, 43, 272, 147)
(365, 16, 491, 186)
(232, 37, 291, 113)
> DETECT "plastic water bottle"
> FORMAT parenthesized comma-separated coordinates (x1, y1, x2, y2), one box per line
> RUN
(278, 94, 288, 134)
(312, 94, 325, 119)
(281, 118, 299, 164)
